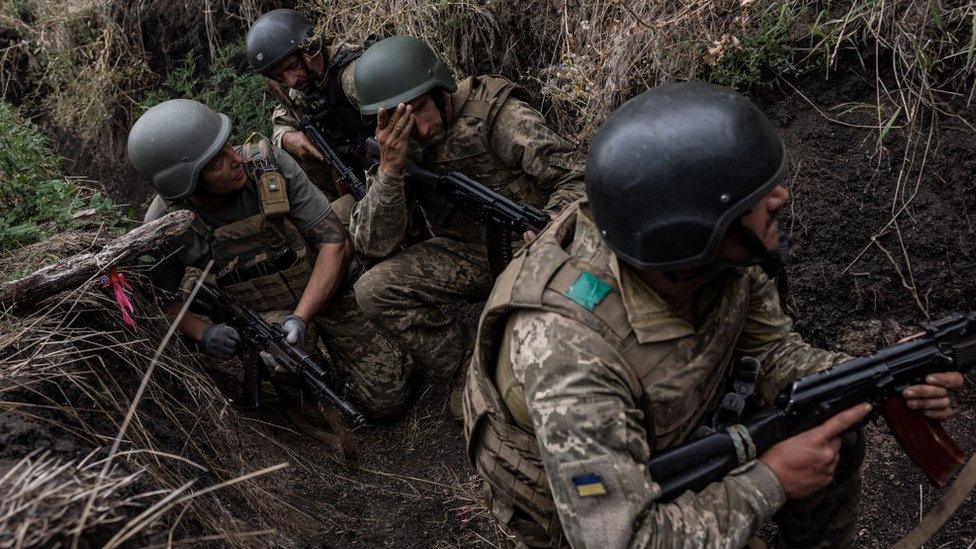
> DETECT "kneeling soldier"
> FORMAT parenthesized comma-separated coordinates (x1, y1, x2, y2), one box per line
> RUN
(462, 83, 964, 548)
(129, 99, 412, 420)
(246, 8, 372, 200)
(350, 36, 586, 389)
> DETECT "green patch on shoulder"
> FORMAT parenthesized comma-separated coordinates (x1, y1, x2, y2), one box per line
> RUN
(564, 271, 612, 311)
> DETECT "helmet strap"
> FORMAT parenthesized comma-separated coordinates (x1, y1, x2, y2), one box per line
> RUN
(728, 221, 786, 278)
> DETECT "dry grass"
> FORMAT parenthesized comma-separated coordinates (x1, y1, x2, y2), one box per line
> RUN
(305, 0, 975, 143)
(0, 0, 270, 139)
(0, 260, 284, 546)
(0, 451, 147, 548)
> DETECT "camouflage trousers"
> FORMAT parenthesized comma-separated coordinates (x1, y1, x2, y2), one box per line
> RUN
(354, 237, 493, 380)
(263, 283, 413, 421)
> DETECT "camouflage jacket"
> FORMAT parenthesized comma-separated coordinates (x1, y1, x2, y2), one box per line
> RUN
(348, 75, 585, 258)
(270, 44, 364, 148)
(462, 201, 849, 548)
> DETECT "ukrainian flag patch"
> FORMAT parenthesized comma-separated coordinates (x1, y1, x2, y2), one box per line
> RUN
(564, 271, 612, 311)
(571, 473, 607, 497)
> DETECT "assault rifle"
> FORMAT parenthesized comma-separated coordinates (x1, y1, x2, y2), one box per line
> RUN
(193, 283, 367, 427)
(364, 138, 550, 273)
(266, 80, 369, 200)
(300, 112, 368, 200)
(649, 313, 976, 502)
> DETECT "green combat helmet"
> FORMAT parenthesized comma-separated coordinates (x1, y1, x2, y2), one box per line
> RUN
(354, 35, 456, 115)
(246, 9, 315, 75)
(127, 99, 230, 201)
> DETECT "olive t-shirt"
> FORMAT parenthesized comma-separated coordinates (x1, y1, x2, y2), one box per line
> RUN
(143, 146, 330, 291)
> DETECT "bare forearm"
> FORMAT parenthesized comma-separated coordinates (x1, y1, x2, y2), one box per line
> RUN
(294, 242, 350, 321)
(163, 301, 210, 342)
(296, 211, 352, 321)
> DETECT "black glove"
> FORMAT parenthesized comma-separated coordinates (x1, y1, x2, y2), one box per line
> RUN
(282, 314, 307, 345)
(201, 323, 241, 358)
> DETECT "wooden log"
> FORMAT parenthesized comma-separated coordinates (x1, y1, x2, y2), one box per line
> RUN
(0, 210, 194, 312)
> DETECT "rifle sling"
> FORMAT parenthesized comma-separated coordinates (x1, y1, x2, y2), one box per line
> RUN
(890, 451, 976, 549)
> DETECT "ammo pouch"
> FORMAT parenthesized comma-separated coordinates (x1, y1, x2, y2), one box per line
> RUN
(212, 213, 313, 313)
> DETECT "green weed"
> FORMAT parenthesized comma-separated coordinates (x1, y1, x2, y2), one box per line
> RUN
(709, 2, 802, 91)
(139, 38, 273, 142)
(0, 102, 124, 254)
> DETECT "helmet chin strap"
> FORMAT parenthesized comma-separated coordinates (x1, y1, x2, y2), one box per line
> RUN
(728, 221, 786, 278)
(662, 220, 786, 283)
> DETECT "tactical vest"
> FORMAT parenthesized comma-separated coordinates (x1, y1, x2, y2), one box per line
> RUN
(180, 139, 315, 313)
(312, 47, 374, 141)
(418, 75, 543, 244)
(462, 203, 752, 546)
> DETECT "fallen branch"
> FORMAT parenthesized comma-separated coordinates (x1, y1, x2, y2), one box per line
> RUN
(0, 210, 194, 312)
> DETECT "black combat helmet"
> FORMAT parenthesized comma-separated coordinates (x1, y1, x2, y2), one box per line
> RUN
(246, 9, 315, 75)
(585, 81, 787, 271)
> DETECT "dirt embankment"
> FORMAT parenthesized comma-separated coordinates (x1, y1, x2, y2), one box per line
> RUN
(2, 3, 974, 547)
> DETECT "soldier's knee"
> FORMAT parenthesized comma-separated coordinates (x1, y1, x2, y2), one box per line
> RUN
(354, 267, 388, 315)
(353, 379, 411, 422)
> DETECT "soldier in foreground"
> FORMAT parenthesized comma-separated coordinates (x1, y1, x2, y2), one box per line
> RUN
(245, 8, 371, 199)
(350, 36, 585, 392)
(130, 99, 411, 420)
(462, 83, 964, 547)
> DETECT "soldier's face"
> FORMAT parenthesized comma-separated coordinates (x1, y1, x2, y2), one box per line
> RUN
(718, 183, 790, 261)
(199, 142, 246, 194)
(270, 54, 309, 91)
(407, 93, 444, 141)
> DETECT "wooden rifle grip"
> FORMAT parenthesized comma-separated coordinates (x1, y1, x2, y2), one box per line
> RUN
(882, 395, 965, 488)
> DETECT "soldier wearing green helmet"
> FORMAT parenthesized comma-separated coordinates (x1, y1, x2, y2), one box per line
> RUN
(245, 8, 373, 200)
(130, 99, 412, 421)
(348, 35, 586, 409)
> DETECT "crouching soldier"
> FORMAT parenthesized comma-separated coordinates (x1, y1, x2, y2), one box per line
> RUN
(349, 36, 586, 398)
(462, 83, 964, 547)
(245, 8, 372, 200)
(129, 99, 412, 420)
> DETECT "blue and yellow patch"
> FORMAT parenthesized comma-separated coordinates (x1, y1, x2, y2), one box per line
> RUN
(571, 473, 607, 497)
(564, 271, 612, 311)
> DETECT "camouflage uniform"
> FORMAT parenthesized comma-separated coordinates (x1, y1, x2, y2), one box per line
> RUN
(351, 75, 585, 379)
(462, 201, 864, 548)
(270, 44, 370, 200)
(145, 140, 412, 419)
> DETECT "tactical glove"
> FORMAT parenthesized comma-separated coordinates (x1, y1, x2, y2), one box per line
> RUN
(201, 323, 241, 358)
(282, 314, 307, 345)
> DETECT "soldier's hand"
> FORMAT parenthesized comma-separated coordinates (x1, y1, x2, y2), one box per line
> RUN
(282, 130, 325, 162)
(760, 403, 871, 499)
(522, 211, 558, 244)
(201, 323, 241, 359)
(282, 314, 307, 345)
(902, 372, 965, 420)
(376, 103, 414, 176)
